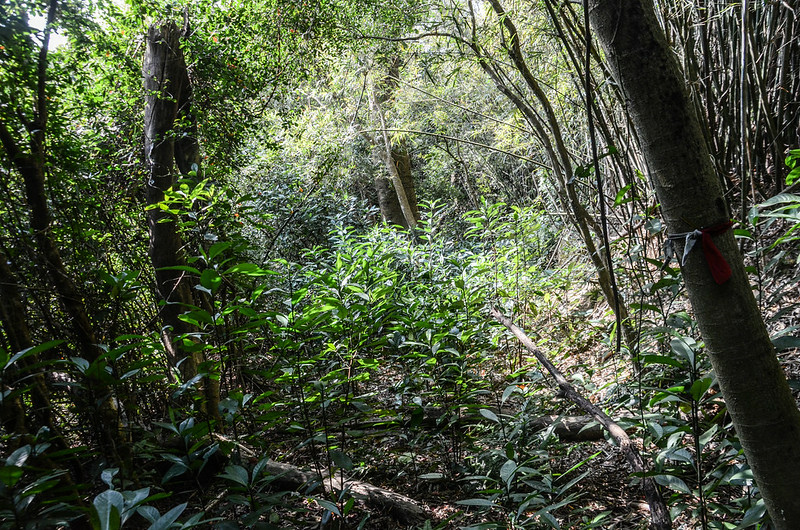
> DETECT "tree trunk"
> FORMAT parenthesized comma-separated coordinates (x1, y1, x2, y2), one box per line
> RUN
(589, 1, 800, 527)
(369, 57, 420, 230)
(374, 174, 407, 227)
(144, 21, 221, 421)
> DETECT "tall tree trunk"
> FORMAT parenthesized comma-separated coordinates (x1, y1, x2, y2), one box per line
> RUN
(589, 1, 800, 527)
(144, 21, 221, 420)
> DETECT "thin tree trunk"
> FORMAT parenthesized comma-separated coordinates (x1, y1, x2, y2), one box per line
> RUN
(369, 57, 419, 230)
(468, 0, 639, 354)
(589, 1, 800, 526)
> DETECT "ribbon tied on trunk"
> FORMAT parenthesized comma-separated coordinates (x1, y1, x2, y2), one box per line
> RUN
(664, 221, 733, 285)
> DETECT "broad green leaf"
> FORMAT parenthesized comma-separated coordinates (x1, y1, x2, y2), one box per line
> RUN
(93, 490, 124, 530)
(137, 506, 160, 523)
(6, 445, 31, 467)
(690, 377, 713, 401)
(479, 408, 499, 423)
(100, 468, 118, 489)
(147, 502, 187, 530)
(499, 459, 516, 484)
(200, 269, 222, 293)
(5, 340, 65, 369)
(220, 465, 249, 487)
(735, 499, 767, 529)
(653, 474, 692, 494)
(330, 450, 353, 471)
(670, 338, 695, 367)
(207, 241, 232, 261)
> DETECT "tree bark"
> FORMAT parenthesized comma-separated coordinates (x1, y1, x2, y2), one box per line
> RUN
(588, 1, 800, 527)
(370, 57, 420, 229)
(144, 21, 221, 420)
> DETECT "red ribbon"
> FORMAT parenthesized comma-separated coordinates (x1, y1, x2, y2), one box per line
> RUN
(699, 221, 733, 284)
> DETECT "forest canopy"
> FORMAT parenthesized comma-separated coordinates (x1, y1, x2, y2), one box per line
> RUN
(2, 0, 800, 528)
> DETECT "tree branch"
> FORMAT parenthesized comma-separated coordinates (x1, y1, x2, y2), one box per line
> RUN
(489, 307, 671, 530)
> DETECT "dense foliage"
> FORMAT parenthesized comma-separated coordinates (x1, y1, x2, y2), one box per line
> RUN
(2, 0, 800, 528)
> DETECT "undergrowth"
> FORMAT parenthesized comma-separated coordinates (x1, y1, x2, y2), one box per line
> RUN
(3, 188, 800, 529)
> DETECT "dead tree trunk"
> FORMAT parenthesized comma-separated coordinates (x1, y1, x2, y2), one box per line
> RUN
(143, 21, 220, 420)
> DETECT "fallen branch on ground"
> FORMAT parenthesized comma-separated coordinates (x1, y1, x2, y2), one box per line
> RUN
(261, 460, 428, 525)
(490, 307, 671, 530)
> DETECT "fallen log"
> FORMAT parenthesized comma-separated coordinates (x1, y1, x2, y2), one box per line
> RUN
(261, 460, 428, 525)
(410, 406, 622, 442)
(490, 307, 671, 530)
(207, 435, 428, 525)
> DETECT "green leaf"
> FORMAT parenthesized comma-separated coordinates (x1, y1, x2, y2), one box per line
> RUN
(207, 241, 232, 261)
(137, 506, 160, 523)
(501, 384, 519, 404)
(653, 474, 692, 494)
(147, 502, 187, 530)
(156, 265, 201, 275)
(419, 473, 444, 480)
(499, 459, 516, 484)
(220, 465, 249, 487)
(690, 377, 713, 401)
(223, 262, 270, 276)
(640, 355, 683, 368)
(93, 490, 124, 530)
(200, 269, 222, 293)
(735, 498, 767, 529)
(100, 468, 118, 489)
(4, 340, 65, 369)
(772, 335, 800, 351)
(786, 166, 800, 186)
(0, 466, 24, 487)
(670, 338, 695, 366)
(645, 218, 662, 234)
(330, 450, 353, 471)
(456, 498, 498, 507)
(613, 184, 632, 206)
(314, 498, 341, 516)
(5, 445, 31, 467)
(757, 193, 800, 208)
(479, 408, 499, 423)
